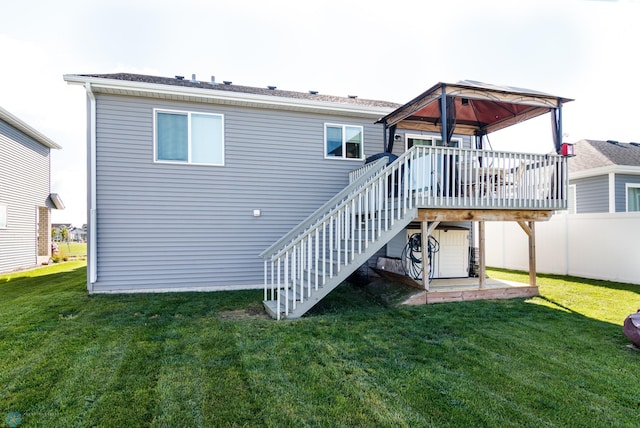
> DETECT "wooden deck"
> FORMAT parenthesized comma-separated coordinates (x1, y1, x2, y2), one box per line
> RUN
(403, 277, 539, 305)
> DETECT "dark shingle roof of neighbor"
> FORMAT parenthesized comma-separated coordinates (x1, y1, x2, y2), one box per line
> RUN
(79, 73, 402, 109)
(569, 139, 640, 172)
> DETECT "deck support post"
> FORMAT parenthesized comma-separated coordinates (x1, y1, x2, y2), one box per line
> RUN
(421, 221, 440, 290)
(517, 220, 536, 287)
(478, 220, 486, 289)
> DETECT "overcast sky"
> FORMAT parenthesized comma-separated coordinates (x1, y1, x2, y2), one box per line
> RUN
(2, 0, 638, 226)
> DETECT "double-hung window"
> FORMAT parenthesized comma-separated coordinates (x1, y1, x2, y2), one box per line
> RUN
(325, 124, 363, 159)
(155, 109, 224, 165)
(626, 183, 640, 212)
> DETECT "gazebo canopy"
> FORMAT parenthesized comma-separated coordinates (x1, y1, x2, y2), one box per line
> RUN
(377, 80, 573, 151)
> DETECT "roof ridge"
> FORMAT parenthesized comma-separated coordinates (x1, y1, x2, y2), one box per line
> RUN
(76, 72, 402, 108)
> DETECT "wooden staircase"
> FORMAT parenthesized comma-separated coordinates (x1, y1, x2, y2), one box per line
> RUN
(260, 151, 418, 320)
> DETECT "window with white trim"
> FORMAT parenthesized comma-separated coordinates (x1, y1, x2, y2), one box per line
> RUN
(405, 134, 461, 150)
(626, 183, 640, 212)
(0, 204, 7, 229)
(155, 109, 224, 165)
(324, 124, 363, 159)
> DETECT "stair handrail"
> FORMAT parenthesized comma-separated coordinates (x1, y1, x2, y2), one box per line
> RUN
(259, 155, 392, 260)
(263, 146, 420, 261)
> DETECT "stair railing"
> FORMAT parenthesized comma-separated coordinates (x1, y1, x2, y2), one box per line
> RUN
(262, 146, 420, 319)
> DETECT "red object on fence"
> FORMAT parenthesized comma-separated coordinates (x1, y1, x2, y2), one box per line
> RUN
(561, 143, 575, 157)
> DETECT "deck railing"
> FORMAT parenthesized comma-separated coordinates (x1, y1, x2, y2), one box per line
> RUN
(262, 146, 567, 319)
(408, 146, 568, 210)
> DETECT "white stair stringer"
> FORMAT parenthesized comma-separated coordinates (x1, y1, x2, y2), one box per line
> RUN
(263, 207, 416, 319)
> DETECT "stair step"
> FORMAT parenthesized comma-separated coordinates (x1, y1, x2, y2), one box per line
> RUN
(263, 204, 418, 319)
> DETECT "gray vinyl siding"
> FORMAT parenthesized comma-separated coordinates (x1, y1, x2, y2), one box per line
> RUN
(92, 94, 388, 292)
(0, 119, 51, 272)
(616, 174, 640, 212)
(572, 175, 609, 213)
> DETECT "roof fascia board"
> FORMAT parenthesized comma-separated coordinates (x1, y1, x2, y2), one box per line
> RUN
(0, 106, 61, 149)
(63, 75, 394, 118)
(570, 165, 640, 180)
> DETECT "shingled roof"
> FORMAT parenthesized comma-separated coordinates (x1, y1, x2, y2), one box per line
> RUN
(75, 73, 402, 109)
(569, 139, 640, 173)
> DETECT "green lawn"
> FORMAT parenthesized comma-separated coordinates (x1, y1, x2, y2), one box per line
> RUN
(1, 262, 639, 427)
(53, 242, 87, 259)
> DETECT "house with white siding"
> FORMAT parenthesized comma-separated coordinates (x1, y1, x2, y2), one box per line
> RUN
(64, 74, 573, 319)
(0, 106, 64, 273)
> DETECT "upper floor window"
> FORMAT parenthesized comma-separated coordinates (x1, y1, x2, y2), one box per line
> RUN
(325, 124, 363, 160)
(626, 183, 640, 212)
(155, 109, 224, 165)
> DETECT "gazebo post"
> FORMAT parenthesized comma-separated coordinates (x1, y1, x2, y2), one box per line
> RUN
(478, 220, 486, 289)
(421, 220, 440, 290)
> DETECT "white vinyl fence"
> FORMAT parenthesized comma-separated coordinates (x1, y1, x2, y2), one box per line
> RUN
(485, 212, 640, 285)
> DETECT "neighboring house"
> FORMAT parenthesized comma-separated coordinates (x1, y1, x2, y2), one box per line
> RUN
(52, 223, 72, 241)
(568, 139, 640, 213)
(64, 74, 572, 319)
(0, 106, 64, 273)
(69, 226, 87, 243)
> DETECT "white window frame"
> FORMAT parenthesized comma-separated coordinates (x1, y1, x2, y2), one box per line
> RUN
(0, 203, 7, 229)
(324, 123, 364, 160)
(625, 183, 640, 212)
(405, 134, 462, 151)
(153, 108, 225, 166)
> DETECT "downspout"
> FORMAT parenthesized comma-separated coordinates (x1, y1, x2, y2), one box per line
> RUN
(85, 82, 97, 290)
(608, 172, 616, 213)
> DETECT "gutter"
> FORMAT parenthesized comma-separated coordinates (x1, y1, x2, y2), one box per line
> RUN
(85, 82, 97, 290)
(0, 106, 62, 149)
(569, 165, 640, 180)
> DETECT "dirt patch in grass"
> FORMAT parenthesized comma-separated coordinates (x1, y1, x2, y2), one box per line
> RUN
(218, 304, 270, 320)
(357, 277, 425, 306)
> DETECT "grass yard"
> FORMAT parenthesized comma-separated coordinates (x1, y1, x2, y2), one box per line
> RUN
(53, 242, 87, 259)
(1, 262, 639, 427)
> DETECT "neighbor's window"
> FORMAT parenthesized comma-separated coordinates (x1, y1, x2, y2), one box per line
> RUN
(155, 110, 224, 165)
(626, 183, 640, 212)
(325, 124, 363, 159)
(0, 204, 7, 229)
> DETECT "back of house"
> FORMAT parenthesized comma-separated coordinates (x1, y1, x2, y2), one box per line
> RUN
(64, 73, 404, 293)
